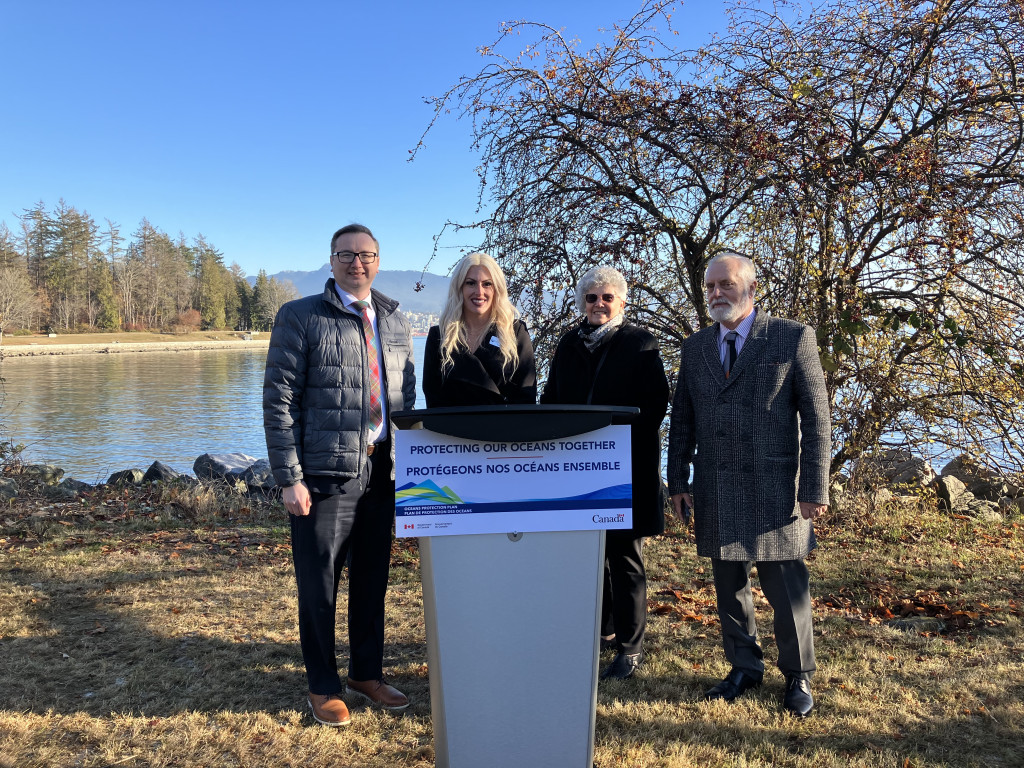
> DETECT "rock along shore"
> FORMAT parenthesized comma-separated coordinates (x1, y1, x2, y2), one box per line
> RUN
(1, 454, 277, 503)
(0, 339, 270, 357)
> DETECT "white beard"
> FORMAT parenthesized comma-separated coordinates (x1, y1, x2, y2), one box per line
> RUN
(709, 300, 746, 325)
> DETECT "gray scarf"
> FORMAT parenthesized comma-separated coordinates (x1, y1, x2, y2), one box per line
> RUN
(579, 313, 625, 352)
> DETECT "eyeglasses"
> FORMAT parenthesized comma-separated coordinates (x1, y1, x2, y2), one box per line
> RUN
(331, 250, 378, 264)
(585, 293, 617, 304)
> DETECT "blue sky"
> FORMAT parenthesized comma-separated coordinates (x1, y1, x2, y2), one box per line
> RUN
(1, 1, 731, 278)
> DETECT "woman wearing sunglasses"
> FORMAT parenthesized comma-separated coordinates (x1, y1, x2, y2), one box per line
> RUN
(423, 252, 536, 407)
(540, 265, 669, 680)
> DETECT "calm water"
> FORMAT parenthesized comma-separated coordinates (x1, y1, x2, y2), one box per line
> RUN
(0, 338, 427, 482)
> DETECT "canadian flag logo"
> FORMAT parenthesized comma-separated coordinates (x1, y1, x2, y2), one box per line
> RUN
(403, 523, 415, 530)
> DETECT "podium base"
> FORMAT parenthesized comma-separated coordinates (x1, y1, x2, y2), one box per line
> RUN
(421, 529, 604, 768)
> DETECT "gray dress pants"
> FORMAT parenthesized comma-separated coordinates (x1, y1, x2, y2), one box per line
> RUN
(711, 558, 816, 680)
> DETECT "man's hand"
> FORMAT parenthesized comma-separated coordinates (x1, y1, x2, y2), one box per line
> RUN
(799, 501, 827, 520)
(670, 493, 693, 522)
(283, 481, 312, 517)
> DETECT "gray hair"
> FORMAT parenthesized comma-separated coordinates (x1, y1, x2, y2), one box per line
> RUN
(574, 266, 628, 313)
(705, 250, 756, 291)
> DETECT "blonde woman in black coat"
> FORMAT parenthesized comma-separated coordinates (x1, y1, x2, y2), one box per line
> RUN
(423, 252, 536, 407)
(540, 265, 669, 679)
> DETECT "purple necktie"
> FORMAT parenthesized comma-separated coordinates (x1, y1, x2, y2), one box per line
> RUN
(724, 331, 738, 378)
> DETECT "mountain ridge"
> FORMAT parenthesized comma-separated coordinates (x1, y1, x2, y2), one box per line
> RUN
(250, 266, 451, 314)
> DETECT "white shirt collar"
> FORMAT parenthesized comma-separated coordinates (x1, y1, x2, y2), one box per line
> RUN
(335, 284, 373, 312)
(719, 307, 755, 341)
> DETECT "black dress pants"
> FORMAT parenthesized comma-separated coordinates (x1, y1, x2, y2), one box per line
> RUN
(711, 557, 816, 680)
(600, 531, 646, 655)
(290, 449, 395, 694)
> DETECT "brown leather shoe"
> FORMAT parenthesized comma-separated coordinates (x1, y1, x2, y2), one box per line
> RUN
(307, 692, 351, 726)
(345, 678, 410, 711)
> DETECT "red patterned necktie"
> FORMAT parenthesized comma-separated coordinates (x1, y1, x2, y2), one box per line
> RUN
(351, 300, 383, 433)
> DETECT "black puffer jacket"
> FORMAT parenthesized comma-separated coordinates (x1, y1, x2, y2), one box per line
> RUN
(263, 279, 416, 487)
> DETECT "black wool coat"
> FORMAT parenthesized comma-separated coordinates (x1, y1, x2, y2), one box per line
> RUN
(540, 322, 670, 537)
(423, 320, 537, 407)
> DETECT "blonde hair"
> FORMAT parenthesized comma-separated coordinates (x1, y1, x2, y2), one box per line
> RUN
(439, 252, 520, 372)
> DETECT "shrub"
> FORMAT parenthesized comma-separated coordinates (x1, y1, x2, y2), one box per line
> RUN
(174, 309, 201, 333)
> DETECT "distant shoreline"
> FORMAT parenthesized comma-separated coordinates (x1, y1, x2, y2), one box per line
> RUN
(1, 329, 429, 358)
(0, 339, 271, 358)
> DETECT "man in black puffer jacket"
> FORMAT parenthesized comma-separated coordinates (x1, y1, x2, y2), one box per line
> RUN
(263, 223, 416, 727)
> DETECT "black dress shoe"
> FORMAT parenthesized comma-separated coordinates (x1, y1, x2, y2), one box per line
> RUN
(783, 676, 814, 717)
(703, 668, 763, 701)
(601, 651, 642, 679)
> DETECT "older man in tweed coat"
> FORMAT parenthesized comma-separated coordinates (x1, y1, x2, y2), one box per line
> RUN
(667, 251, 831, 717)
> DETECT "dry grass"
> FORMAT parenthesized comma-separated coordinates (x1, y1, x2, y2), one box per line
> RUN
(1, 482, 1021, 768)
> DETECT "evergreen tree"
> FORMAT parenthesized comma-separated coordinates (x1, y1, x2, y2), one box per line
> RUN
(232, 265, 253, 331)
(224, 262, 246, 330)
(251, 269, 275, 331)
(194, 237, 227, 329)
(169, 234, 197, 318)
(18, 201, 51, 290)
(0, 224, 20, 268)
(92, 256, 121, 330)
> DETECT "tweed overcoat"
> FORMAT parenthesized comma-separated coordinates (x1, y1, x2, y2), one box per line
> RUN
(667, 310, 831, 561)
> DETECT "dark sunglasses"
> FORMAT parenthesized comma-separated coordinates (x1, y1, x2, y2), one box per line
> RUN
(585, 293, 616, 304)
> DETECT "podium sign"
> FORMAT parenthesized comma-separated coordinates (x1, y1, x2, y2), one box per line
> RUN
(395, 424, 632, 537)
(392, 406, 637, 768)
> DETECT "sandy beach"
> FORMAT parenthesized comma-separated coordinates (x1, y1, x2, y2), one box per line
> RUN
(0, 333, 270, 357)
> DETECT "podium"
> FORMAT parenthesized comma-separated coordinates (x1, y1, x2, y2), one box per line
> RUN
(392, 405, 637, 768)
